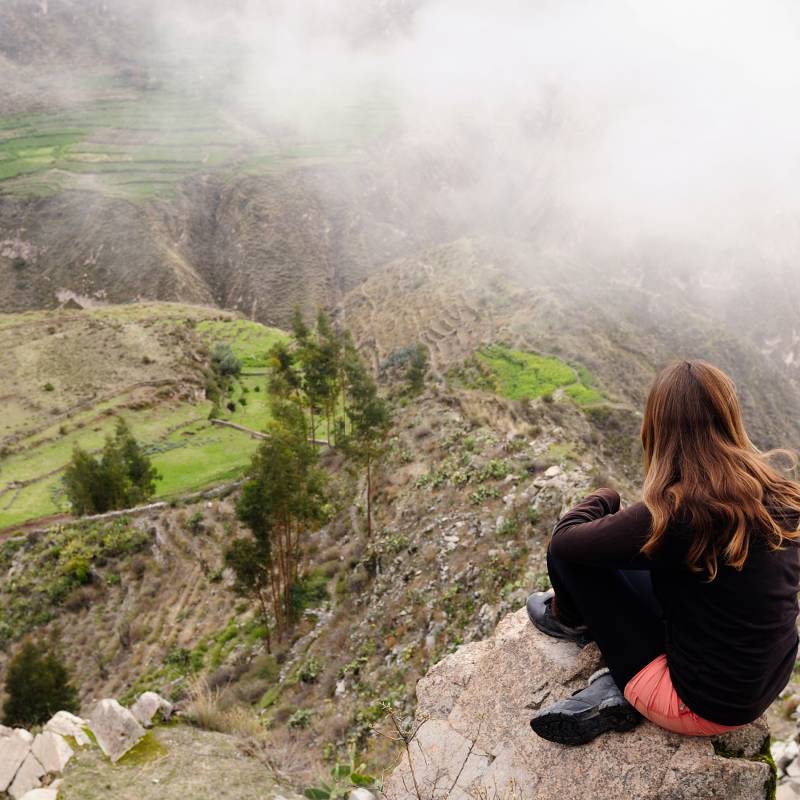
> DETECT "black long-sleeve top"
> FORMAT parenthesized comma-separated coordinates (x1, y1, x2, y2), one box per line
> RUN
(550, 488, 800, 726)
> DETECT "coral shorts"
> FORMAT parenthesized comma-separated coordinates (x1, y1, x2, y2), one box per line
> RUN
(623, 654, 741, 736)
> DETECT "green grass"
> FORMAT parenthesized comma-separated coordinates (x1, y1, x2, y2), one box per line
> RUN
(472, 344, 605, 406)
(0, 80, 398, 199)
(0, 307, 290, 530)
(196, 318, 288, 370)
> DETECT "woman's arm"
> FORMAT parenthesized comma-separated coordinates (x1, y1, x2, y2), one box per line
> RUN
(549, 488, 683, 569)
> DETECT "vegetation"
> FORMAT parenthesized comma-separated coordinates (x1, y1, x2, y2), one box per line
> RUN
(63, 418, 160, 515)
(451, 344, 604, 406)
(228, 398, 327, 641)
(3, 639, 79, 726)
(272, 308, 393, 535)
(304, 760, 378, 800)
(0, 307, 289, 529)
(0, 85, 393, 199)
(404, 343, 430, 396)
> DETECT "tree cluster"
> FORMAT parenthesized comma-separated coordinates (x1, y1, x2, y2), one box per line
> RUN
(3, 640, 79, 727)
(63, 418, 160, 515)
(226, 309, 393, 643)
(226, 398, 327, 648)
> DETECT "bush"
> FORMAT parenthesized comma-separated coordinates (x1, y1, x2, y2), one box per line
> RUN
(288, 708, 312, 729)
(211, 343, 242, 378)
(2, 640, 79, 726)
(63, 418, 160, 515)
(43, 382, 55, 392)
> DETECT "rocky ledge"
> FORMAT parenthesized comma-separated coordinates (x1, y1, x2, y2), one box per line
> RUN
(384, 608, 774, 800)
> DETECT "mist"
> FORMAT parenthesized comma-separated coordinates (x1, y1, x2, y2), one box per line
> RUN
(132, 0, 800, 262)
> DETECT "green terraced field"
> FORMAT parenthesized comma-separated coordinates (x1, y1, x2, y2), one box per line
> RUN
(0, 310, 291, 530)
(0, 82, 397, 199)
(458, 344, 606, 406)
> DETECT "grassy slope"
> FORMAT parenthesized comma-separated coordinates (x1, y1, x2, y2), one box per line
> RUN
(0, 304, 288, 529)
(0, 77, 394, 200)
(478, 344, 605, 404)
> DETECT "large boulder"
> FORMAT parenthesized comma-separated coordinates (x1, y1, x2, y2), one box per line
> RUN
(43, 711, 91, 747)
(384, 608, 773, 800)
(130, 691, 174, 728)
(89, 699, 146, 763)
(7, 751, 45, 800)
(0, 730, 33, 793)
(31, 731, 73, 773)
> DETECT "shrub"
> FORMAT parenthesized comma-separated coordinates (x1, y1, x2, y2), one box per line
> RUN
(298, 656, 323, 684)
(185, 678, 264, 737)
(211, 343, 242, 378)
(63, 418, 160, 515)
(2, 640, 79, 726)
(186, 512, 205, 535)
(288, 708, 312, 729)
(43, 382, 55, 392)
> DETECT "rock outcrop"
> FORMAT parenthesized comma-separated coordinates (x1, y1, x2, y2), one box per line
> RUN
(89, 699, 146, 763)
(384, 608, 774, 800)
(0, 723, 72, 800)
(130, 691, 174, 728)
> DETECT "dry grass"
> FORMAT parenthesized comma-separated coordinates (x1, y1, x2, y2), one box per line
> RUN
(184, 676, 266, 738)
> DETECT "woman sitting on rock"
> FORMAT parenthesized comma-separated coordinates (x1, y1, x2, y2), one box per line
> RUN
(528, 359, 800, 746)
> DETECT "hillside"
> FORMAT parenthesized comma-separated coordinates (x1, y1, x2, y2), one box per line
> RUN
(342, 237, 800, 450)
(0, 302, 287, 529)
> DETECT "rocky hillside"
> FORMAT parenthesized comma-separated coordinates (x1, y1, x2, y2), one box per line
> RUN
(385, 609, 775, 799)
(343, 237, 800, 449)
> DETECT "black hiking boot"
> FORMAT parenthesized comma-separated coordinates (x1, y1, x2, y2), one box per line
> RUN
(526, 589, 593, 648)
(530, 669, 641, 746)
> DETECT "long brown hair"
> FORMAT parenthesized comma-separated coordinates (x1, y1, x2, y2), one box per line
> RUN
(640, 359, 800, 579)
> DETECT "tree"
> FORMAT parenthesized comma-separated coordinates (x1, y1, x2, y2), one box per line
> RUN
(3, 640, 79, 727)
(63, 419, 160, 515)
(224, 536, 274, 652)
(314, 309, 343, 443)
(210, 343, 241, 378)
(405, 343, 429, 396)
(267, 340, 302, 399)
(232, 397, 327, 633)
(344, 358, 391, 538)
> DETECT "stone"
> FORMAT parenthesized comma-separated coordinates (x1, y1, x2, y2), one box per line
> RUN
(774, 739, 800, 772)
(130, 691, 174, 728)
(384, 608, 772, 800)
(778, 780, 800, 800)
(44, 711, 91, 747)
(8, 752, 45, 800)
(544, 465, 562, 478)
(0, 725, 14, 737)
(0, 730, 32, 792)
(89, 699, 146, 762)
(348, 790, 376, 800)
(19, 789, 59, 800)
(31, 731, 73, 773)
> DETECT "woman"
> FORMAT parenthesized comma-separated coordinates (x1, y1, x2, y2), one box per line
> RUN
(527, 359, 800, 746)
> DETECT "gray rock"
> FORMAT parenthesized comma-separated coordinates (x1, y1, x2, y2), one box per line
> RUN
(130, 692, 174, 728)
(773, 739, 799, 773)
(89, 699, 146, 763)
(384, 608, 772, 800)
(43, 711, 91, 747)
(0, 730, 33, 792)
(31, 732, 73, 773)
(778, 779, 800, 800)
(19, 789, 60, 800)
(348, 790, 376, 800)
(8, 752, 45, 800)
